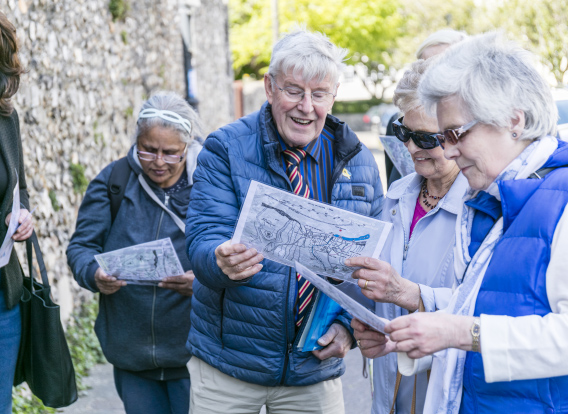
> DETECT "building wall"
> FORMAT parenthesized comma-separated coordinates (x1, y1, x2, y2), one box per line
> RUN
(192, 0, 234, 130)
(3, 0, 233, 321)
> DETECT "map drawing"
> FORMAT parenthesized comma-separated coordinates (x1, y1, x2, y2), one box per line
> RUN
(232, 181, 392, 281)
(295, 262, 388, 334)
(95, 238, 184, 284)
(380, 135, 415, 177)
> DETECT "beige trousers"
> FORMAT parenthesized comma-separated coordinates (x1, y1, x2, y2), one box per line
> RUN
(188, 357, 345, 414)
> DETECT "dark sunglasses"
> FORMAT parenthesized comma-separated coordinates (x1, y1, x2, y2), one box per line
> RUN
(436, 120, 478, 149)
(392, 116, 440, 150)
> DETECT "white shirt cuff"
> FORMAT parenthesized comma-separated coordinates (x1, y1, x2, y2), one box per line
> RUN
(397, 352, 432, 376)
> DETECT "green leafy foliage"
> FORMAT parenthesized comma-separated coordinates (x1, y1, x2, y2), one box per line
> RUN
(66, 298, 107, 389)
(333, 98, 385, 114)
(230, 0, 568, 91)
(229, 0, 405, 79)
(395, 0, 568, 85)
(109, 0, 130, 22)
(12, 389, 55, 414)
(48, 189, 60, 212)
(70, 163, 89, 194)
(494, 0, 568, 85)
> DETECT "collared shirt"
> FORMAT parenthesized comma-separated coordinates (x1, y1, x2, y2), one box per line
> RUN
(276, 126, 335, 203)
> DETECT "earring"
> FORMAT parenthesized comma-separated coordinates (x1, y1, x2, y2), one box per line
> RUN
(512, 132, 518, 138)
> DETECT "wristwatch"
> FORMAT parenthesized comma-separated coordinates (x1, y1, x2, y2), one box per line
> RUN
(470, 318, 481, 353)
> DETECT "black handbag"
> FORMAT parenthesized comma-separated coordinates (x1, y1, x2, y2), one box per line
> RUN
(13, 231, 78, 408)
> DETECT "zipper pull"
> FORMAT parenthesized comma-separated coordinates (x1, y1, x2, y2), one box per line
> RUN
(287, 343, 293, 354)
(403, 243, 409, 260)
(164, 193, 170, 207)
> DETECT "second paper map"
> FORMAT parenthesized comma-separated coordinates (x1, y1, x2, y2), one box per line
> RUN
(232, 181, 392, 281)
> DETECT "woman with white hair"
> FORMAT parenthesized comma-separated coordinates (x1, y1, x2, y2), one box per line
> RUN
(386, 32, 568, 414)
(67, 92, 202, 414)
(415, 29, 468, 60)
(346, 58, 468, 414)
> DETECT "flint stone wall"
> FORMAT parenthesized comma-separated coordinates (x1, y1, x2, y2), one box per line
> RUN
(4, 0, 233, 322)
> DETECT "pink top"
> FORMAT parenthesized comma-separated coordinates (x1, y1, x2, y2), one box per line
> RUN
(409, 196, 427, 238)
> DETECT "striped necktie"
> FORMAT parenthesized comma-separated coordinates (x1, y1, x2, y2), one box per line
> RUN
(283, 148, 316, 329)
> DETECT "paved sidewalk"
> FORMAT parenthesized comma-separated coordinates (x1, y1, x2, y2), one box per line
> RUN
(59, 347, 371, 414)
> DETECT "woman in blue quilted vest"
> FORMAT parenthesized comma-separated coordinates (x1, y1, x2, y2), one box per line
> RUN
(385, 32, 568, 414)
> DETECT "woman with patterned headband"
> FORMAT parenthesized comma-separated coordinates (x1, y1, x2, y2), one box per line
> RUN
(67, 92, 202, 414)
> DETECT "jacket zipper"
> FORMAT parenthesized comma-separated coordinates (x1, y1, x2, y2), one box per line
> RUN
(151, 193, 168, 369)
(279, 268, 293, 385)
(151, 285, 158, 367)
(280, 280, 321, 385)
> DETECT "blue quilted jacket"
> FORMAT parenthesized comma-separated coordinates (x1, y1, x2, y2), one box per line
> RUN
(185, 102, 384, 386)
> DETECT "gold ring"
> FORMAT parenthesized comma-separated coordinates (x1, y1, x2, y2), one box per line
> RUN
(357, 339, 362, 348)
(364, 280, 369, 290)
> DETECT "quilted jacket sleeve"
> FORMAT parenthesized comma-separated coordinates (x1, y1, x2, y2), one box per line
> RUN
(66, 163, 115, 293)
(185, 133, 252, 290)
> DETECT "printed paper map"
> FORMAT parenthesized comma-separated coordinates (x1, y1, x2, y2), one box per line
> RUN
(295, 262, 388, 334)
(380, 135, 415, 177)
(232, 181, 392, 281)
(0, 172, 20, 268)
(95, 238, 184, 284)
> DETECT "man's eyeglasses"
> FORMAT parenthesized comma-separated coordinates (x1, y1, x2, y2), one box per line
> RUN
(392, 116, 440, 150)
(270, 75, 336, 105)
(137, 145, 187, 164)
(436, 120, 478, 149)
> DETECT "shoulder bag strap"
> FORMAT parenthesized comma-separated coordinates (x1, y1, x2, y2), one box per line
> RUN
(25, 230, 49, 290)
(528, 164, 568, 179)
(138, 175, 186, 233)
(107, 157, 131, 225)
(390, 297, 427, 414)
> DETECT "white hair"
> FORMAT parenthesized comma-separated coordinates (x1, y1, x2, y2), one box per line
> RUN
(268, 29, 348, 86)
(418, 32, 557, 140)
(134, 91, 203, 144)
(393, 59, 435, 114)
(416, 29, 468, 59)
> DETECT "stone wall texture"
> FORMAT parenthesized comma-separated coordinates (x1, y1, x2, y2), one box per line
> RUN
(3, 0, 233, 322)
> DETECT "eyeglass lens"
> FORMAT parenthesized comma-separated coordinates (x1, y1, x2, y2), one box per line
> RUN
(138, 151, 184, 164)
(393, 120, 439, 150)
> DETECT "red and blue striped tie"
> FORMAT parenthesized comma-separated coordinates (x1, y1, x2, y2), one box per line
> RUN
(283, 148, 316, 329)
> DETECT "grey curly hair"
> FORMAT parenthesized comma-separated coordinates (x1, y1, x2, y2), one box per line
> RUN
(393, 59, 435, 115)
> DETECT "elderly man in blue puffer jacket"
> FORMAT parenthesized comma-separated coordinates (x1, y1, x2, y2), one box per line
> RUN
(185, 28, 384, 414)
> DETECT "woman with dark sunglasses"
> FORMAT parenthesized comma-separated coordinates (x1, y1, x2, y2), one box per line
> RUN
(343, 58, 468, 414)
(386, 33, 568, 414)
